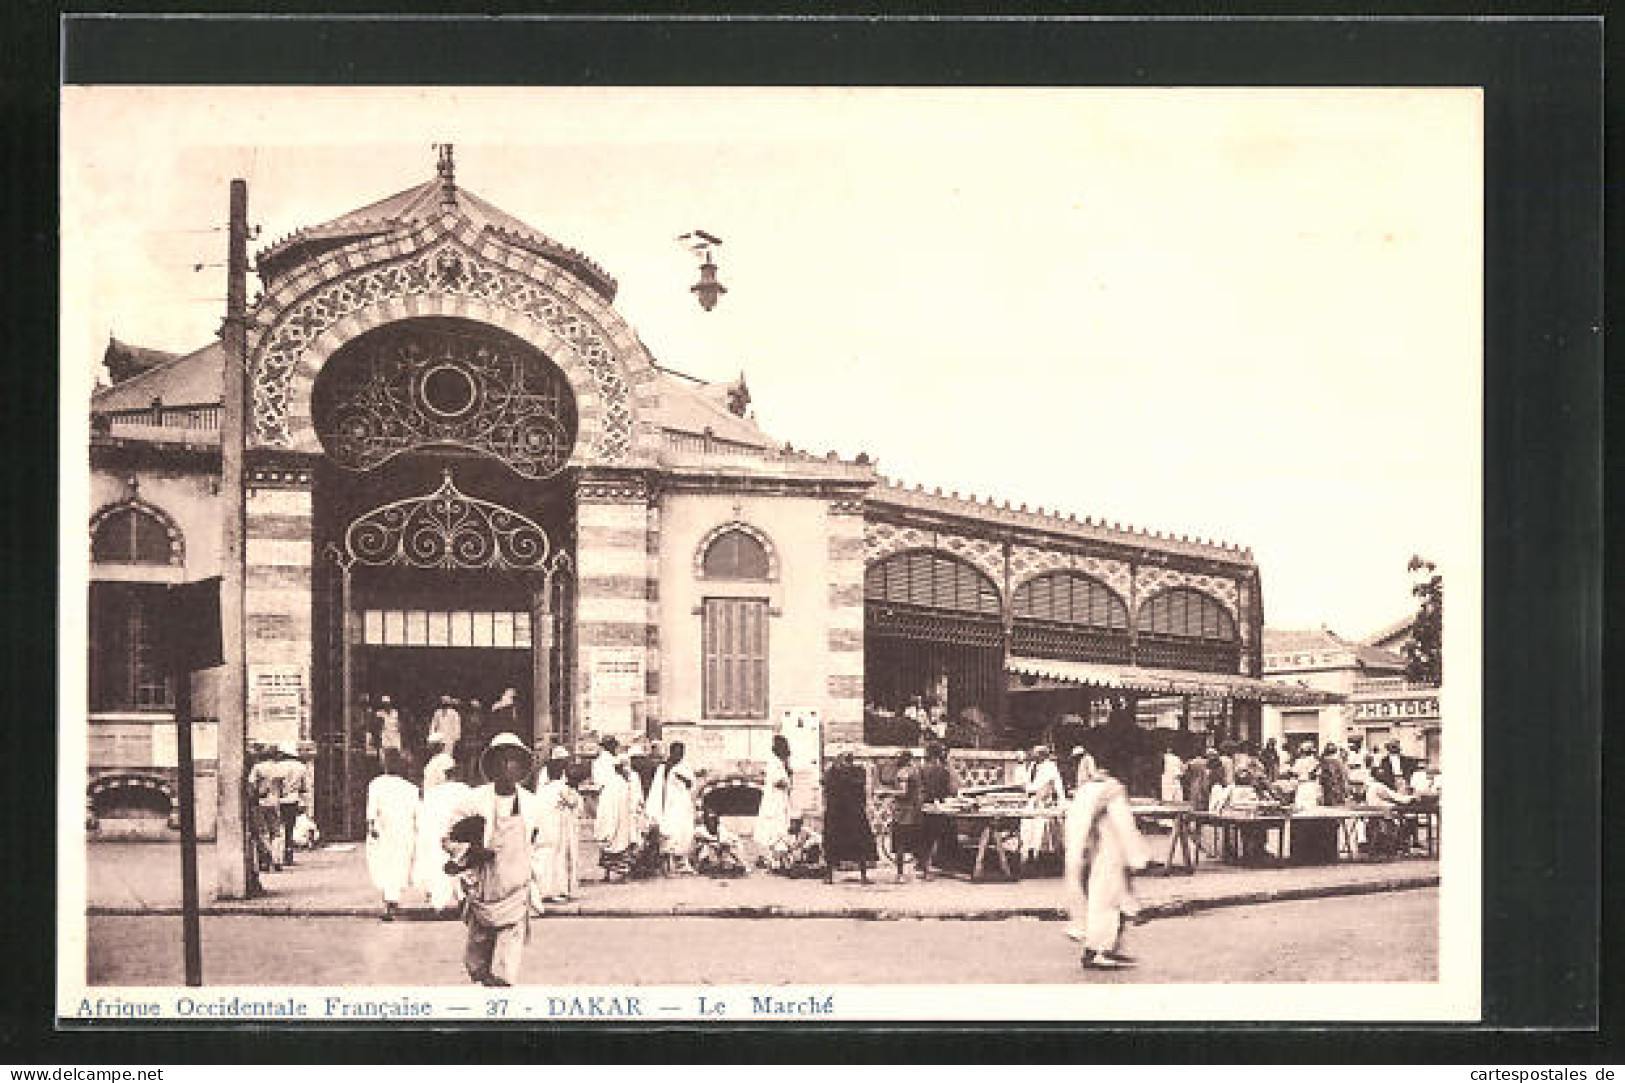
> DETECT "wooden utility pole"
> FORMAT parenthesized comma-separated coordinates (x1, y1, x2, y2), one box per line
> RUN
(165, 575, 223, 984)
(216, 178, 251, 898)
(172, 642, 203, 984)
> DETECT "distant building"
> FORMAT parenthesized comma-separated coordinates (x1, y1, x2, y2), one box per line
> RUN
(1262, 624, 1441, 768)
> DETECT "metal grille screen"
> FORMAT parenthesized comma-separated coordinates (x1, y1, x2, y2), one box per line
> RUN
(864, 550, 1001, 616)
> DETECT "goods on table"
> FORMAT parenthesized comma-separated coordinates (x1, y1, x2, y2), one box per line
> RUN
(1223, 800, 1289, 817)
(924, 792, 1047, 816)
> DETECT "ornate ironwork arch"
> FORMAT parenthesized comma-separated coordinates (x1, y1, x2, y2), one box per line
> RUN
(341, 470, 569, 574)
(313, 319, 577, 480)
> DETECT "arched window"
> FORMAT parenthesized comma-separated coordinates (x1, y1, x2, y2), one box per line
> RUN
(1013, 572, 1128, 630)
(698, 525, 774, 719)
(701, 528, 771, 580)
(92, 505, 179, 565)
(864, 549, 1001, 616)
(1136, 587, 1236, 641)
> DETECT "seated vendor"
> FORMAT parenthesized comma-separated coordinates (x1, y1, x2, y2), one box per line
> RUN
(767, 817, 825, 878)
(693, 811, 747, 877)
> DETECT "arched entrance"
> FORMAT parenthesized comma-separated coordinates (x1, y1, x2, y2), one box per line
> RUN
(308, 317, 579, 837)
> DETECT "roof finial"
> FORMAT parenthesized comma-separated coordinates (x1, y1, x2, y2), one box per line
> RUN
(435, 143, 456, 209)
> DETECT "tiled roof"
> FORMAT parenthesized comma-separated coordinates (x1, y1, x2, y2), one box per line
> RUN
(653, 369, 779, 450)
(255, 178, 618, 301)
(1262, 627, 1347, 654)
(1263, 627, 1406, 674)
(1354, 642, 1407, 671)
(92, 340, 223, 412)
(103, 337, 181, 383)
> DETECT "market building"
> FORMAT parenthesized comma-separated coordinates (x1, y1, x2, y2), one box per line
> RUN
(84, 152, 1324, 841)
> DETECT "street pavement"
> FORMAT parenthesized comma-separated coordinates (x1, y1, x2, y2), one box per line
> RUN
(86, 888, 1438, 986)
(83, 838, 1440, 920)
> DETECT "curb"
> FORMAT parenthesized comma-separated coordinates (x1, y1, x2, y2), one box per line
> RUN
(87, 873, 1438, 922)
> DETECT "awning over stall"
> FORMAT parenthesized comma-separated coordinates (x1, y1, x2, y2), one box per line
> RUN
(1005, 655, 1342, 706)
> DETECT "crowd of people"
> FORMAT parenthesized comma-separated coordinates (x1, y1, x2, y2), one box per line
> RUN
(257, 692, 1439, 983)
(363, 688, 525, 783)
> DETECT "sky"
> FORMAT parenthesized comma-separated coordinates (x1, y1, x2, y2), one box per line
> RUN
(61, 86, 1481, 639)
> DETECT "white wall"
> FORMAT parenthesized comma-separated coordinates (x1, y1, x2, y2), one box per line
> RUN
(657, 490, 837, 775)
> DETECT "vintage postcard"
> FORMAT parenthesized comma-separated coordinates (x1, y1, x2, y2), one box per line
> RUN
(58, 86, 1481, 1022)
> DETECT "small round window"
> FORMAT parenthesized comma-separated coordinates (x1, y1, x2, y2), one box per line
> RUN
(419, 363, 477, 418)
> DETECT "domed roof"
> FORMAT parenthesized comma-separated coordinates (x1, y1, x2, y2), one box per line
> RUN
(254, 155, 617, 301)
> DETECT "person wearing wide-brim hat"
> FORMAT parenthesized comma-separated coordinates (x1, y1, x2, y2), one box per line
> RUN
(272, 741, 310, 868)
(443, 732, 545, 986)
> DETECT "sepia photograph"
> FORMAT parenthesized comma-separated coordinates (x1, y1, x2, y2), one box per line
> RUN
(58, 85, 1481, 1021)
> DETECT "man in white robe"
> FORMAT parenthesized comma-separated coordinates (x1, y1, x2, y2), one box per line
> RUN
(1020, 745, 1066, 863)
(415, 762, 472, 912)
(1064, 761, 1149, 970)
(595, 753, 642, 880)
(647, 742, 698, 874)
(754, 735, 794, 859)
(535, 747, 583, 902)
(427, 696, 462, 759)
(374, 696, 403, 763)
(365, 750, 419, 921)
(590, 736, 621, 836)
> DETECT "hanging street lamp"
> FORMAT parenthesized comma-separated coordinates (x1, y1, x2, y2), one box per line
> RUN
(679, 229, 727, 312)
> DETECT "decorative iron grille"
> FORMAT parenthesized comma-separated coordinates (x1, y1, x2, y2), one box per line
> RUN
(343, 470, 566, 574)
(1009, 621, 1133, 664)
(865, 602, 1004, 648)
(1134, 586, 1237, 641)
(1012, 571, 1128, 629)
(313, 321, 576, 479)
(864, 549, 1002, 616)
(1135, 634, 1241, 675)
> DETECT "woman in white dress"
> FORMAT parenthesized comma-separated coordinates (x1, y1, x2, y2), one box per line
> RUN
(647, 742, 698, 874)
(365, 750, 419, 921)
(534, 748, 583, 902)
(754, 735, 794, 859)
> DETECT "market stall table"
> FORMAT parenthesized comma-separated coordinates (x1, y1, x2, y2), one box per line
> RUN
(1401, 797, 1441, 858)
(1185, 809, 1293, 869)
(922, 804, 1063, 882)
(1128, 801, 1198, 875)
